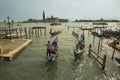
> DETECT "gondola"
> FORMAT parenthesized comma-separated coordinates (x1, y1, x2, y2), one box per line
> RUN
(47, 37, 58, 61)
(49, 28, 62, 36)
(74, 34, 85, 58)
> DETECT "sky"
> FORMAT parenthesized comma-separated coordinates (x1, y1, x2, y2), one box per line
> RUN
(0, 0, 120, 21)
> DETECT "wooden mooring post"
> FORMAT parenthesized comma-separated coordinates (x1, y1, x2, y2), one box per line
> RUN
(88, 44, 107, 70)
(0, 47, 3, 54)
(24, 27, 28, 39)
(100, 37, 103, 51)
(93, 35, 95, 46)
(112, 48, 115, 60)
(97, 39, 101, 54)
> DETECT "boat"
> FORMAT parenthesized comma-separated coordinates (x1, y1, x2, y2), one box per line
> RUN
(74, 34, 85, 58)
(49, 28, 62, 36)
(7, 32, 25, 38)
(50, 19, 62, 26)
(47, 37, 58, 61)
(92, 22, 108, 25)
(79, 26, 94, 30)
(101, 29, 120, 38)
(107, 38, 120, 51)
(74, 48, 85, 58)
(50, 22, 61, 26)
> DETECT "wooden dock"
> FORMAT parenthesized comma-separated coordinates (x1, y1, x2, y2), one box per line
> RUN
(0, 39, 32, 61)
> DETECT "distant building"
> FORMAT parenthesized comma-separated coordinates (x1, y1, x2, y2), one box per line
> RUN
(22, 11, 68, 23)
(45, 15, 68, 22)
(41, 11, 68, 22)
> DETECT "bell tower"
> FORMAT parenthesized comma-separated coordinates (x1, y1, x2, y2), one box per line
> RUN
(43, 10, 45, 22)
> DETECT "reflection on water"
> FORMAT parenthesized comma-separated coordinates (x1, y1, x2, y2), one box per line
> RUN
(0, 22, 120, 80)
(46, 61, 58, 80)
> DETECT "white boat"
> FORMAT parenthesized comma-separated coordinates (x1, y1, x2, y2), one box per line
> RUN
(74, 48, 85, 58)
(7, 32, 25, 38)
(50, 22, 61, 26)
(50, 19, 62, 26)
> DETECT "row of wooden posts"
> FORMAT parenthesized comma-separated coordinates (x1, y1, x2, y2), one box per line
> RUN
(0, 27, 46, 39)
(18, 27, 46, 39)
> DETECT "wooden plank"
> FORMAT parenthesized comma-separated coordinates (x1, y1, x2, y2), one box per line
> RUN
(32, 27, 46, 29)
(90, 53, 103, 66)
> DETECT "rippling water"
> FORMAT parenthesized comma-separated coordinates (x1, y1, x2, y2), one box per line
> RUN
(0, 22, 120, 80)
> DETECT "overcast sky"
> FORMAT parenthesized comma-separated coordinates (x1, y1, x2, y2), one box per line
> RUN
(0, 0, 120, 21)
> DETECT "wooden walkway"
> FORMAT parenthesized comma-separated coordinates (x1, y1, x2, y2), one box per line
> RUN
(0, 39, 32, 60)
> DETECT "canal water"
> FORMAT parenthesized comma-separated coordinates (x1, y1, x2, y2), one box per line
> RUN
(0, 22, 120, 80)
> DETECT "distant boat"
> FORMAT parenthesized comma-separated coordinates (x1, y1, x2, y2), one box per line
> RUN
(49, 28, 62, 36)
(0, 27, 25, 39)
(92, 22, 108, 25)
(50, 19, 62, 26)
(50, 22, 62, 26)
(7, 32, 25, 38)
(79, 26, 94, 30)
(101, 29, 120, 38)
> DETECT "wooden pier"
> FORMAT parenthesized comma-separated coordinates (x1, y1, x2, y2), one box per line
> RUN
(0, 39, 32, 61)
(88, 44, 107, 70)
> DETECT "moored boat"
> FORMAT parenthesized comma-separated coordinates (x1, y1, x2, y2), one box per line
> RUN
(6, 32, 25, 38)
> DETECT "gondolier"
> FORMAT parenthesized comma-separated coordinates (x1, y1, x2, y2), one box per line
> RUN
(49, 28, 62, 36)
(46, 41, 52, 57)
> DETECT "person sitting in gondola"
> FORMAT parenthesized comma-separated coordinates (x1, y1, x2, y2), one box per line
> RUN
(50, 46, 56, 54)
(76, 41, 82, 48)
(76, 40, 84, 49)
(80, 41, 84, 49)
(52, 40, 58, 49)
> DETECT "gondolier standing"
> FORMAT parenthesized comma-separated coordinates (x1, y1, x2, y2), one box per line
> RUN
(46, 41, 52, 57)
